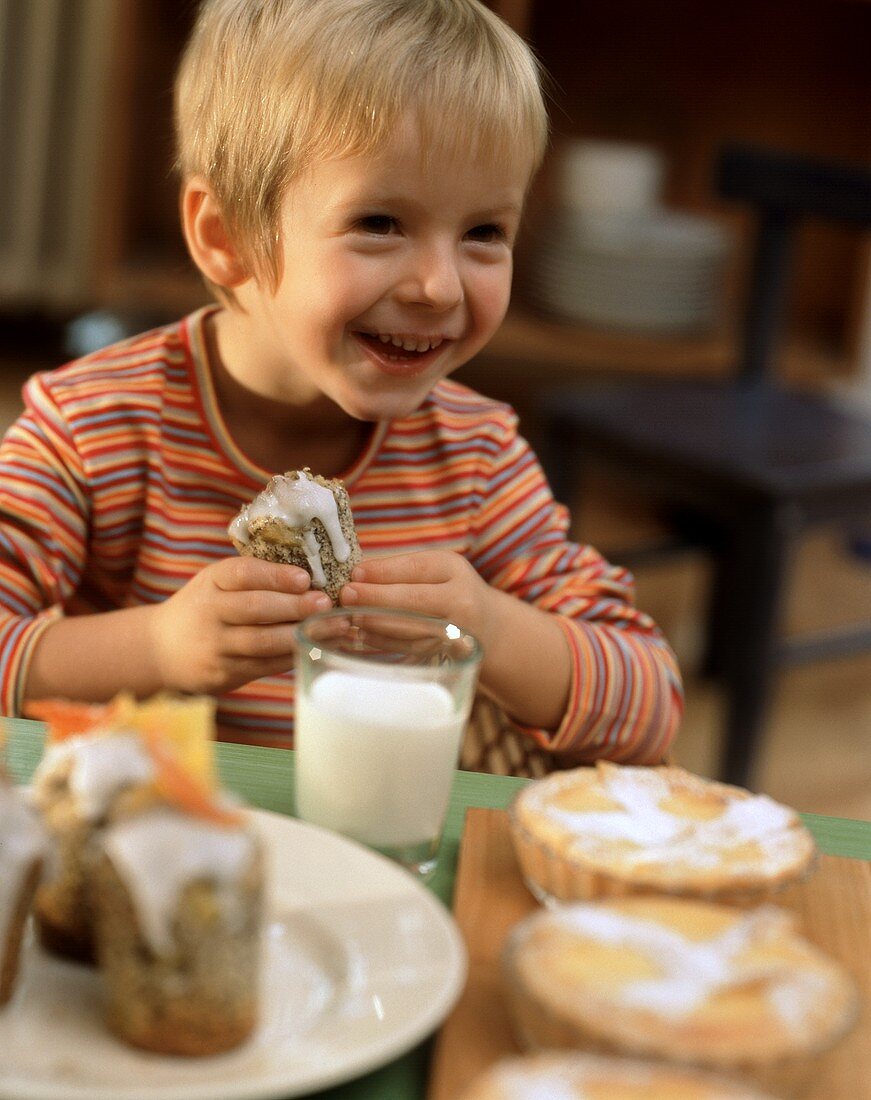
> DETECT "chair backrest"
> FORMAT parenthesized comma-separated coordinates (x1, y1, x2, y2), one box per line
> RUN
(714, 145, 871, 382)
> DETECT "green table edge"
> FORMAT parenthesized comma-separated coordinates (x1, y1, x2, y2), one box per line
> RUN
(6, 723, 869, 864)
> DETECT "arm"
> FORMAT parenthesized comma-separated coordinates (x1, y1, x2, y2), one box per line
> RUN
(473, 470, 683, 763)
(0, 376, 329, 710)
(340, 415, 682, 764)
(341, 552, 571, 730)
(24, 558, 331, 703)
(0, 378, 92, 713)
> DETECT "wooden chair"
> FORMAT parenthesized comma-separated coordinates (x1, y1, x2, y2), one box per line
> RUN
(536, 144, 871, 789)
(460, 695, 555, 778)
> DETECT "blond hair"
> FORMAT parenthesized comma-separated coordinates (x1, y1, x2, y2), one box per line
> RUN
(175, 0, 548, 298)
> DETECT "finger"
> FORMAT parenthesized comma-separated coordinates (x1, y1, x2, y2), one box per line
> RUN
(299, 612, 355, 646)
(340, 580, 442, 617)
(221, 588, 330, 626)
(225, 653, 299, 685)
(352, 624, 445, 654)
(223, 584, 337, 656)
(220, 622, 300, 660)
(350, 551, 453, 585)
(214, 555, 312, 594)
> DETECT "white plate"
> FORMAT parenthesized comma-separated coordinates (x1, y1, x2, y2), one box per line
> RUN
(0, 810, 467, 1100)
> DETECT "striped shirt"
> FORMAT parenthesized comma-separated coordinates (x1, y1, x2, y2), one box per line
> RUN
(0, 307, 682, 761)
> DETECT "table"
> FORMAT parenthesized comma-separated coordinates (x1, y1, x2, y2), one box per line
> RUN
(4, 718, 870, 1100)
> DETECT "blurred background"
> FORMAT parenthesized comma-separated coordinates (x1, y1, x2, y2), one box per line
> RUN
(0, 0, 869, 814)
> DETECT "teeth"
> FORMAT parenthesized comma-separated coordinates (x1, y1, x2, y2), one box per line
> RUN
(371, 333, 444, 353)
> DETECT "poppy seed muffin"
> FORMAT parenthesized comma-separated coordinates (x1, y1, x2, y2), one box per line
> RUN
(30, 728, 158, 962)
(1, 776, 48, 1005)
(92, 806, 263, 1056)
(228, 468, 361, 600)
(27, 693, 219, 963)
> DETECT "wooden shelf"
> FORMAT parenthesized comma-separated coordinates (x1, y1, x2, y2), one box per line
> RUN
(481, 307, 735, 377)
(98, 263, 209, 319)
(462, 315, 849, 428)
(96, 265, 848, 399)
(3, 0, 863, 395)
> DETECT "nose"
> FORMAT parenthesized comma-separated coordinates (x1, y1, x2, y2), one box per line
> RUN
(397, 241, 463, 312)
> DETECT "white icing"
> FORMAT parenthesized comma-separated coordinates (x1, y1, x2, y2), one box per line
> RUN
(102, 808, 256, 955)
(0, 783, 48, 952)
(541, 904, 820, 1034)
(33, 731, 155, 821)
(500, 1072, 580, 1100)
(767, 968, 835, 1042)
(491, 1055, 756, 1099)
(229, 470, 350, 587)
(524, 766, 804, 874)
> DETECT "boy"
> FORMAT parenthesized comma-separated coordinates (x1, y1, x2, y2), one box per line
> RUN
(0, 0, 681, 762)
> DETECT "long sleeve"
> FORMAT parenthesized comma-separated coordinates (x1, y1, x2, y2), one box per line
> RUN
(0, 314, 682, 754)
(467, 406, 682, 764)
(0, 375, 91, 714)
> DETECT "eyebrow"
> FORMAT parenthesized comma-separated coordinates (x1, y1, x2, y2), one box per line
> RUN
(473, 203, 524, 221)
(333, 195, 524, 220)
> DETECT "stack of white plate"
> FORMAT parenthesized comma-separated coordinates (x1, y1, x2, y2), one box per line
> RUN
(556, 140, 666, 216)
(526, 207, 730, 335)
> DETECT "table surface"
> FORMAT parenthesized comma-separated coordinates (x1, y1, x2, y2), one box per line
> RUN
(4, 718, 869, 1100)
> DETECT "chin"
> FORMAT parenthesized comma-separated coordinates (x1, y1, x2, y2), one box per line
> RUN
(341, 390, 431, 423)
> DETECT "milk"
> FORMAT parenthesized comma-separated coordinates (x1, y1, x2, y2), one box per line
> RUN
(295, 670, 465, 850)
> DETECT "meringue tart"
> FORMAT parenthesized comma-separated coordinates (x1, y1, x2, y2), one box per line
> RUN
(503, 896, 858, 1096)
(510, 763, 816, 905)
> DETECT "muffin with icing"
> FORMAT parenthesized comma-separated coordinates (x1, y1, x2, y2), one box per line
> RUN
(229, 468, 361, 600)
(510, 763, 816, 906)
(91, 764, 263, 1056)
(27, 694, 217, 962)
(0, 746, 48, 1006)
(458, 1052, 778, 1100)
(503, 896, 858, 1097)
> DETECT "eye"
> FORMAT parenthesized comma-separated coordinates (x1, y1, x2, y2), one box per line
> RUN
(356, 214, 397, 236)
(465, 223, 508, 244)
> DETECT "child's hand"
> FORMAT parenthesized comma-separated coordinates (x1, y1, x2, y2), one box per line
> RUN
(338, 551, 493, 644)
(150, 557, 332, 694)
(338, 550, 573, 733)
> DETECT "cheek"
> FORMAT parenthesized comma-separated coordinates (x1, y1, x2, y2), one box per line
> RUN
(470, 266, 513, 328)
(322, 254, 387, 313)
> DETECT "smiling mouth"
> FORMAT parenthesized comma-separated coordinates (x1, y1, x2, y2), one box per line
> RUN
(355, 331, 447, 361)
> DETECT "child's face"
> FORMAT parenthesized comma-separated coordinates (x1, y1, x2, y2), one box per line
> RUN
(231, 116, 531, 422)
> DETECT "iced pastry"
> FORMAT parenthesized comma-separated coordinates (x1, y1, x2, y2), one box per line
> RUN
(92, 798, 263, 1055)
(458, 1052, 778, 1100)
(229, 468, 361, 600)
(510, 762, 817, 905)
(503, 896, 858, 1097)
(0, 755, 48, 1006)
(27, 694, 217, 962)
(28, 693, 263, 1054)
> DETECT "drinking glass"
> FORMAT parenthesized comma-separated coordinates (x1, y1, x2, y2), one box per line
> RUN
(294, 607, 482, 879)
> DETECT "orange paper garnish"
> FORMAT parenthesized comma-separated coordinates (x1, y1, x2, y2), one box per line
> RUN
(25, 699, 112, 742)
(142, 730, 242, 827)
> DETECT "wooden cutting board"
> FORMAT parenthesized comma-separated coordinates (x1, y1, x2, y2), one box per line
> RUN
(428, 808, 871, 1100)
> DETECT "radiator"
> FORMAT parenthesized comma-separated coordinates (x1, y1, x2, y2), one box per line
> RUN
(0, 0, 116, 310)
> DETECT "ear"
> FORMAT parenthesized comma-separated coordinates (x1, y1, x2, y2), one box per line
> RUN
(181, 177, 249, 288)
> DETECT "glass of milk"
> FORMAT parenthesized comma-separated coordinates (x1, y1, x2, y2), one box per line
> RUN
(294, 607, 482, 879)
